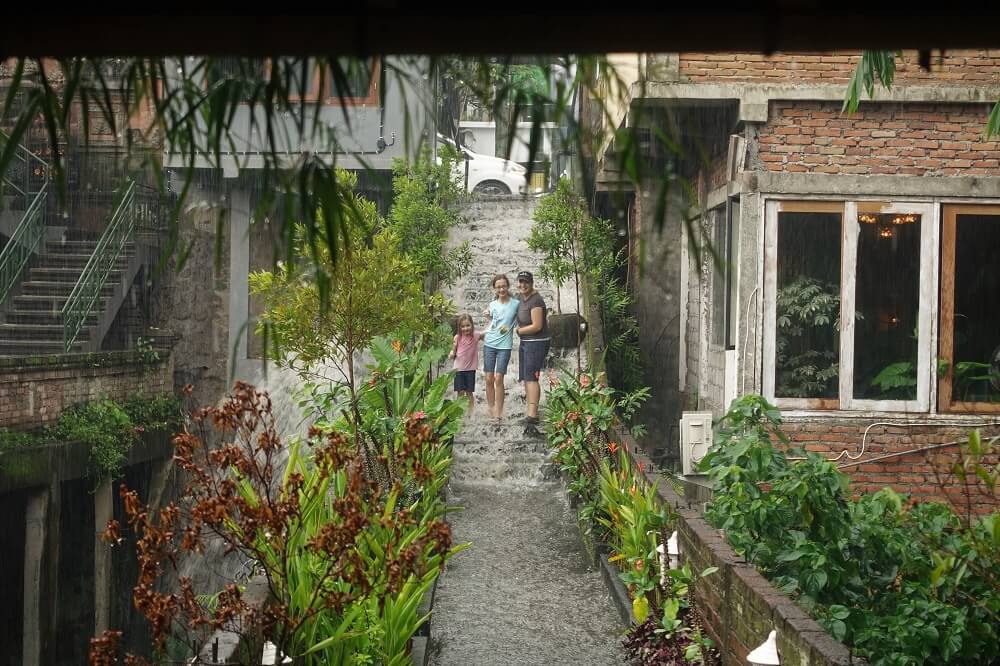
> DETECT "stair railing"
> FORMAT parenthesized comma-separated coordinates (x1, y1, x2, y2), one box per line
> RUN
(0, 130, 50, 306)
(62, 179, 138, 351)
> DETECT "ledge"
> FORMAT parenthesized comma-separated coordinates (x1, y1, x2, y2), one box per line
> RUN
(0, 429, 174, 493)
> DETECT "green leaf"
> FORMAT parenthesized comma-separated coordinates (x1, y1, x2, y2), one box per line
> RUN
(632, 595, 649, 623)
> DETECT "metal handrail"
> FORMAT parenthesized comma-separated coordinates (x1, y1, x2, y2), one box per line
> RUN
(62, 180, 138, 351)
(0, 181, 49, 306)
(0, 129, 47, 199)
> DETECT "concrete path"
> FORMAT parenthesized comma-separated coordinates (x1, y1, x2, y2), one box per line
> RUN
(428, 197, 623, 666)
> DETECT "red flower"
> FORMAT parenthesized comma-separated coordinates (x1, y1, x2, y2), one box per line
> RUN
(410, 411, 427, 421)
(638, 462, 645, 474)
(578, 374, 592, 388)
(635, 559, 645, 571)
(608, 441, 619, 454)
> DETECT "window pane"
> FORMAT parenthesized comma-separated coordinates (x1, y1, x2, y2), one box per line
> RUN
(712, 209, 726, 346)
(727, 198, 740, 348)
(275, 58, 316, 97)
(952, 213, 1000, 403)
(328, 58, 374, 99)
(775, 211, 841, 399)
(853, 212, 921, 400)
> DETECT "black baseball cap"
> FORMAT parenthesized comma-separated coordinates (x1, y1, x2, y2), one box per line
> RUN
(516, 271, 533, 283)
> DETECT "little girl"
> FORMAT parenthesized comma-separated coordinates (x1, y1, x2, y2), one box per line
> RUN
(449, 313, 479, 411)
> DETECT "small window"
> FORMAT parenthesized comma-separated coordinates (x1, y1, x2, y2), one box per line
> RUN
(326, 58, 378, 103)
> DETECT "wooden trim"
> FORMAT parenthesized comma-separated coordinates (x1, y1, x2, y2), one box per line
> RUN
(939, 204, 1000, 413)
(323, 57, 380, 106)
(772, 200, 843, 213)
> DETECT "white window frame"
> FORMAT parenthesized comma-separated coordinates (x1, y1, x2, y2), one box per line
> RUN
(763, 198, 938, 413)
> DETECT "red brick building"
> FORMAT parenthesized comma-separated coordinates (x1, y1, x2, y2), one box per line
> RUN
(590, 51, 1000, 512)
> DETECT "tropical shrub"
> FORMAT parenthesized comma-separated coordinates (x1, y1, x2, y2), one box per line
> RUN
(700, 394, 1000, 665)
(91, 382, 464, 665)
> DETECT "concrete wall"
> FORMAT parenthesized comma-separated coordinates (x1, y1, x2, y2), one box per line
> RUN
(162, 56, 432, 174)
(0, 351, 174, 428)
(633, 184, 684, 463)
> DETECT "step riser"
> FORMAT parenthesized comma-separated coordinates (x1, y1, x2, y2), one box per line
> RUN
(12, 298, 108, 311)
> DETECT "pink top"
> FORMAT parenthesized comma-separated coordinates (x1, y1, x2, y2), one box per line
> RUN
(453, 332, 478, 372)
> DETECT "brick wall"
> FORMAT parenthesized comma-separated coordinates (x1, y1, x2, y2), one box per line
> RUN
(757, 101, 1000, 176)
(0, 351, 174, 429)
(781, 418, 1000, 515)
(678, 50, 1000, 84)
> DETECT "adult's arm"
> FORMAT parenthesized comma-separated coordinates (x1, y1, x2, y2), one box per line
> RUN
(517, 306, 544, 336)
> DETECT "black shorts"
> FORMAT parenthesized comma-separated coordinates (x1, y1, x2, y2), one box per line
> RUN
(454, 370, 476, 392)
(518, 340, 550, 382)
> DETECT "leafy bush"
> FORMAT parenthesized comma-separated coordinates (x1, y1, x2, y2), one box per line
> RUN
(387, 143, 470, 288)
(92, 382, 463, 665)
(701, 394, 1000, 665)
(0, 428, 41, 449)
(51, 399, 136, 481)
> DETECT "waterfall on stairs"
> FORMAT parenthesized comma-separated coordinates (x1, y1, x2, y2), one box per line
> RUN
(429, 196, 622, 665)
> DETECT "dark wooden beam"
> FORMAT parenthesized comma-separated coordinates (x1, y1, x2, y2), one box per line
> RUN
(1, 11, 999, 57)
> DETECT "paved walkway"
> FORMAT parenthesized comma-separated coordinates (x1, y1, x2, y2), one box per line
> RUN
(428, 197, 623, 665)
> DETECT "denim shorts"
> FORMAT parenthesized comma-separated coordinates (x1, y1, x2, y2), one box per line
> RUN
(454, 370, 476, 392)
(518, 339, 550, 382)
(483, 345, 512, 375)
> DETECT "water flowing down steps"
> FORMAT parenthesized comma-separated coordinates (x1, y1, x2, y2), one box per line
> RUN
(428, 197, 623, 665)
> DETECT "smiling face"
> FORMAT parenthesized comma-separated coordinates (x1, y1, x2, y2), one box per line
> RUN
(460, 320, 474, 336)
(517, 279, 533, 298)
(493, 276, 510, 299)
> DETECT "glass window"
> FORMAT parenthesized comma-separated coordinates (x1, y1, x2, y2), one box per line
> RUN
(852, 211, 922, 401)
(711, 208, 727, 346)
(774, 210, 842, 400)
(327, 58, 376, 100)
(940, 206, 1000, 411)
(726, 197, 740, 348)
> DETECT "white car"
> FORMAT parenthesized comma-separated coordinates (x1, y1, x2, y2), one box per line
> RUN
(438, 134, 527, 195)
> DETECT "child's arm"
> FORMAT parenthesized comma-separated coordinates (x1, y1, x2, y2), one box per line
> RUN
(449, 334, 458, 359)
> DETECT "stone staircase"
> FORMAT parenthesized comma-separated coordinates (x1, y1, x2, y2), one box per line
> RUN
(429, 197, 622, 664)
(0, 238, 135, 356)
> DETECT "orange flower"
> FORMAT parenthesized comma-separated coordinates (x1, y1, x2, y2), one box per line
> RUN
(638, 461, 645, 474)
(391, 339, 403, 354)
(578, 374, 592, 388)
(608, 441, 618, 454)
(634, 559, 645, 571)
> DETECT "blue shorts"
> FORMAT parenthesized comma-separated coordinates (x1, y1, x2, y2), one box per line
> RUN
(454, 370, 476, 392)
(483, 345, 512, 375)
(518, 340, 550, 382)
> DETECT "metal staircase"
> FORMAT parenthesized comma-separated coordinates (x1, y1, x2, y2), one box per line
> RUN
(0, 133, 164, 357)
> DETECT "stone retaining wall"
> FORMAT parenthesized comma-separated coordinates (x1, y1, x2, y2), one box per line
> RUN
(0, 351, 174, 429)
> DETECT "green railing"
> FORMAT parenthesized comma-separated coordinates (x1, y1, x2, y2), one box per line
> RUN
(62, 180, 138, 351)
(0, 182, 49, 306)
(0, 129, 50, 307)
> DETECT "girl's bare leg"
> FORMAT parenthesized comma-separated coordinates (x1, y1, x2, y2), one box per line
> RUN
(493, 373, 506, 419)
(485, 372, 496, 412)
